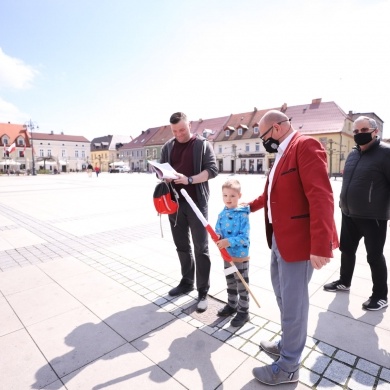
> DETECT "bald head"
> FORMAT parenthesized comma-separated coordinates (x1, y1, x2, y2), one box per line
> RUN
(260, 110, 289, 129)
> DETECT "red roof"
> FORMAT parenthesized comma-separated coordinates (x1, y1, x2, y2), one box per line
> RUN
(145, 125, 173, 146)
(121, 127, 160, 150)
(284, 101, 348, 134)
(0, 123, 29, 146)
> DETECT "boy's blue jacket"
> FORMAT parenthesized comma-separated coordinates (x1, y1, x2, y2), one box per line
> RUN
(215, 205, 250, 262)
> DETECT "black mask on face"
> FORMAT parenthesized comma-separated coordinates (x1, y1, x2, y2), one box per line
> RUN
(263, 137, 279, 153)
(354, 131, 375, 146)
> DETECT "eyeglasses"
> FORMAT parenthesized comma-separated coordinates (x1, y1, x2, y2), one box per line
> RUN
(260, 118, 291, 140)
(352, 127, 376, 135)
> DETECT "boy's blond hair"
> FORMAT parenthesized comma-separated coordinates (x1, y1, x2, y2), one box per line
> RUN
(222, 179, 241, 193)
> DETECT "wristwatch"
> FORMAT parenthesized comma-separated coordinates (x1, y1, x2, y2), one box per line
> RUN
(188, 176, 193, 185)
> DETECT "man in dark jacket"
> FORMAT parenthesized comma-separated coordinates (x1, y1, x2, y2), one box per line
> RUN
(160, 112, 218, 312)
(324, 116, 390, 310)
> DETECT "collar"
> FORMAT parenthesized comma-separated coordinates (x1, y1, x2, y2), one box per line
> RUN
(277, 130, 296, 155)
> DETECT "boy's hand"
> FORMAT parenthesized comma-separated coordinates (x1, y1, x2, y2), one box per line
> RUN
(216, 238, 230, 249)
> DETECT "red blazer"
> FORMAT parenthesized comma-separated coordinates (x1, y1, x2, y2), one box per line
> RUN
(249, 133, 339, 261)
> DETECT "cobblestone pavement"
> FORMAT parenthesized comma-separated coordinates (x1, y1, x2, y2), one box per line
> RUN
(0, 172, 389, 389)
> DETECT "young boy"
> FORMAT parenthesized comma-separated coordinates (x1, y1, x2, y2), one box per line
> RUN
(215, 179, 250, 327)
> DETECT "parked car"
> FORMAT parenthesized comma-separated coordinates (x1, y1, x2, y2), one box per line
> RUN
(118, 166, 131, 173)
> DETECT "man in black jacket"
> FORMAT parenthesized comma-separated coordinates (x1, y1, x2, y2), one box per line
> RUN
(324, 116, 390, 310)
(160, 112, 218, 312)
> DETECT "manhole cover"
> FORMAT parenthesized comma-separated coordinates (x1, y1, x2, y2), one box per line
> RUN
(183, 296, 229, 327)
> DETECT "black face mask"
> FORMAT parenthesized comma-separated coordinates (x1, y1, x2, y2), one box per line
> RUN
(263, 137, 279, 153)
(354, 131, 374, 146)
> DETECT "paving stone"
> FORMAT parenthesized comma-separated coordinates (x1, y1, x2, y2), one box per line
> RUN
(324, 361, 352, 386)
(348, 369, 376, 389)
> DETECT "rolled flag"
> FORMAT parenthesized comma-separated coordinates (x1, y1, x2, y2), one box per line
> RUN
(180, 189, 260, 308)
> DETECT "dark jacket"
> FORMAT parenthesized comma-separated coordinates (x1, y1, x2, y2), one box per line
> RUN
(160, 134, 218, 209)
(340, 138, 390, 220)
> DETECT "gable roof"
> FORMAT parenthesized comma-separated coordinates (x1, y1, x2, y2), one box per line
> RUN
(32, 132, 90, 143)
(189, 115, 231, 141)
(0, 123, 29, 146)
(284, 101, 348, 134)
(144, 125, 172, 147)
(121, 127, 160, 150)
(214, 108, 275, 142)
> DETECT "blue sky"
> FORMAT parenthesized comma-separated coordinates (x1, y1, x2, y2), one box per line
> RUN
(1, 0, 389, 140)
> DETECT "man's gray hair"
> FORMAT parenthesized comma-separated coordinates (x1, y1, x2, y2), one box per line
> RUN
(354, 116, 378, 129)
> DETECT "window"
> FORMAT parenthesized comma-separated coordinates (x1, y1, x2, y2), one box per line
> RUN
(75, 150, 79, 158)
(255, 142, 260, 152)
(2, 137, 8, 145)
(254, 126, 259, 134)
(218, 145, 222, 154)
(245, 143, 250, 152)
(153, 149, 157, 158)
(39, 149, 44, 157)
(62, 150, 66, 157)
(146, 149, 150, 157)
(238, 128, 242, 136)
(18, 138, 24, 146)
(225, 130, 230, 137)
(19, 151, 24, 158)
(47, 149, 52, 156)
(82, 151, 85, 158)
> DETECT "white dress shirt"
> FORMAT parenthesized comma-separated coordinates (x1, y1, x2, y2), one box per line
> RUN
(267, 131, 296, 223)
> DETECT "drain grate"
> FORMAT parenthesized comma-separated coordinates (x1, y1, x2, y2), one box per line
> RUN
(183, 296, 228, 327)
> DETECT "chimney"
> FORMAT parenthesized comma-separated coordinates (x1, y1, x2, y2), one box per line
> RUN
(51, 131, 54, 134)
(280, 103, 287, 113)
(312, 98, 322, 104)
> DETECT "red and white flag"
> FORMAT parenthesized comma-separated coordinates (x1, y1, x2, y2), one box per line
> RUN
(7, 143, 16, 154)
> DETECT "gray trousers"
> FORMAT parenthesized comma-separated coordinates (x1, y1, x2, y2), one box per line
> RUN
(168, 201, 211, 292)
(271, 234, 314, 373)
(223, 260, 249, 313)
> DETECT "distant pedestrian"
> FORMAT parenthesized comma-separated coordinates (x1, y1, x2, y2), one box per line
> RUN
(95, 165, 100, 177)
(215, 179, 251, 327)
(87, 163, 93, 178)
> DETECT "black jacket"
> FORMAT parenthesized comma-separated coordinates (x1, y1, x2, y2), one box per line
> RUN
(340, 138, 390, 220)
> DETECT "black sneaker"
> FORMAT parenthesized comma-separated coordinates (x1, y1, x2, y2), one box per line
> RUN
(230, 312, 249, 327)
(362, 297, 388, 311)
(168, 282, 194, 297)
(197, 292, 208, 313)
(217, 304, 237, 317)
(323, 280, 350, 292)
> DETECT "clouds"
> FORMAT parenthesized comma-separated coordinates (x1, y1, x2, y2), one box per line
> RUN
(0, 48, 38, 90)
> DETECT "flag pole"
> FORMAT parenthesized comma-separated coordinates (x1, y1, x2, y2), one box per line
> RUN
(180, 189, 260, 308)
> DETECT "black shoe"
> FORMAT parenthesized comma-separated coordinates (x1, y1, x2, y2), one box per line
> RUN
(362, 297, 388, 311)
(217, 304, 237, 317)
(231, 312, 249, 327)
(168, 282, 194, 297)
(197, 292, 208, 313)
(323, 280, 350, 292)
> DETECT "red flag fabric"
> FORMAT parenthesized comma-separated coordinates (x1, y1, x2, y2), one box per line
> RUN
(7, 143, 16, 154)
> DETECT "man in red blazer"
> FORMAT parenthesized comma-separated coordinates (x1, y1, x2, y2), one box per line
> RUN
(250, 110, 339, 385)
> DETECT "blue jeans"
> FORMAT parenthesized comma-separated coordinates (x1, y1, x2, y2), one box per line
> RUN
(271, 234, 313, 373)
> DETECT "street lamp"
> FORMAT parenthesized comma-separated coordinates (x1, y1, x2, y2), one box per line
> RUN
(23, 120, 38, 175)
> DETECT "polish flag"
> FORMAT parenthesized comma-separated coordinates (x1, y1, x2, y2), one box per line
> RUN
(7, 143, 16, 154)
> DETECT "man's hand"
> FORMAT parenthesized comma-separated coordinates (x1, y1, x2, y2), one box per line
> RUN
(310, 254, 330, 270)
